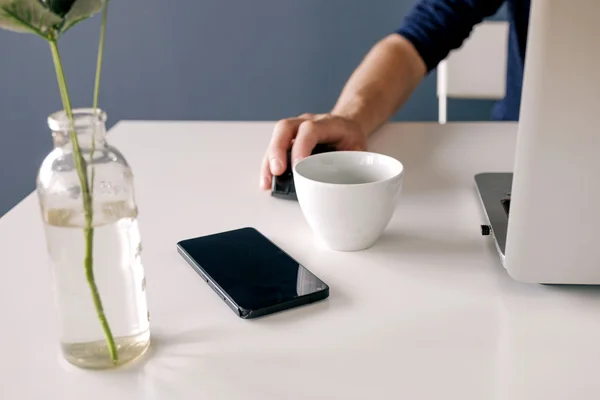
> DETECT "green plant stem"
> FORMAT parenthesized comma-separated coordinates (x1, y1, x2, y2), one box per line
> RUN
(90, 1, 109, 194)
(93, 2, 108, 111)
(49, 39, 118, 365)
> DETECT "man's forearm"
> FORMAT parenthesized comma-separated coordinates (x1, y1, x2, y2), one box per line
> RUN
(331, 34, 426, 137)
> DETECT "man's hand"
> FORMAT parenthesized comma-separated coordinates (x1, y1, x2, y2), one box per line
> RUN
(259, 33, 427, 190)
(259, 113, 367, 190)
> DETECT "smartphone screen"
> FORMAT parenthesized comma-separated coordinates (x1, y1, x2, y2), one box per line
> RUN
(177, 227, 329, 318)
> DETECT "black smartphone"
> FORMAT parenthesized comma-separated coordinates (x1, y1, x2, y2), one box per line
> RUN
(176, 227, 329, 319)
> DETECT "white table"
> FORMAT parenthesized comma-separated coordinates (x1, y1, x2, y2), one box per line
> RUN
(2, 121, 600, 400)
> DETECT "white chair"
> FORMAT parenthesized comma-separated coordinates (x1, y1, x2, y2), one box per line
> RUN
(437, 21, 510, 123)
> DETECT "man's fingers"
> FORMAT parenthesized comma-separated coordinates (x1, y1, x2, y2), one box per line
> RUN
(259, 112, 367, 190)
(292, 120, 321, 166)
(268, 118, 305, 175)
(260, 154, 272, 190)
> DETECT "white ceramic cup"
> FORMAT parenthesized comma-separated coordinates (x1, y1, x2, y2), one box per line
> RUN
(293, 151, 404, 251)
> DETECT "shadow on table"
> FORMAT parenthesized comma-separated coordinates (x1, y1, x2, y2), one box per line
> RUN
(111, 291, 348, 373)
(366, 229, 483, 260)
(84, 326, 225, 378)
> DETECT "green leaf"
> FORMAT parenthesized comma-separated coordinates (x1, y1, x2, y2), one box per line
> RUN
(59, 0, 103, 34)
(0, 0, 104, 39)
(0, 0, 62, 37)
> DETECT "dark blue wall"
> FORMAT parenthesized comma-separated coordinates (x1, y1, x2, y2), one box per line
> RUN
(0, 0, 507, 216)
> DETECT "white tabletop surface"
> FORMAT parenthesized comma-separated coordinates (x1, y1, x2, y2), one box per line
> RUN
(2, 121, 600, 400)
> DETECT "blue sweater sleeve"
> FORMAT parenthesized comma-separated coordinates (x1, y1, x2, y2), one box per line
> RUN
(395, 0, 506, 72)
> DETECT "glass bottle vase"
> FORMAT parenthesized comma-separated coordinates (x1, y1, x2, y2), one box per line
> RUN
(36, 108, 151, 369)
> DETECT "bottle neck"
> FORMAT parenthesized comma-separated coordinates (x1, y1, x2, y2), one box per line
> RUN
(48, 108, 108, 149)
(52, 125, 107, 149)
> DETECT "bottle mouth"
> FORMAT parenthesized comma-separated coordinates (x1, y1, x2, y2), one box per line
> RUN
(48, 108, 107, 131)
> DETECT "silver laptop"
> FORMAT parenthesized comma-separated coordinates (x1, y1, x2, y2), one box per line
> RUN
(476, 1, 600, 284)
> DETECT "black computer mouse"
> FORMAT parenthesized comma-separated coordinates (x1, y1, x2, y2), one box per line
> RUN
(271, 143, 336, 200)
